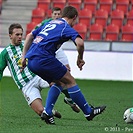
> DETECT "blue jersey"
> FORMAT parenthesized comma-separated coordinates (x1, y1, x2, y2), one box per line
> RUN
(25, 18, 81, 59)
(25, 18, 81, 83)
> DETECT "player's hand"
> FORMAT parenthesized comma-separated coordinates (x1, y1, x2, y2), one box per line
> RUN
(77, 58, 85, 71)
(20, 57, 27, 72)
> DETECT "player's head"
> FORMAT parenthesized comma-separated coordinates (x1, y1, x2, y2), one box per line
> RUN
(51, 7, 62, 20)
(62, 6, 78, 27)
(9, 23, 23, 46)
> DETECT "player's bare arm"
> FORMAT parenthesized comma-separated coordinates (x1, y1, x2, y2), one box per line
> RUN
(75, 37, 85, 70)
(21, 33, 34, 70)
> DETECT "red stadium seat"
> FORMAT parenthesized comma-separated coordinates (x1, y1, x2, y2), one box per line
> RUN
(126, 9, 133, 25)
(88, 23, 103, 40)
(0, 0, 2, 4)
(121, 24, 133, 41)
(99, 0, 113, 14)
(37, 0, 51, 10)
(131, 0, 133, 10)
(52, 0, 66, 9)
(0, 0, 2, 14)
(94, 9, 108, 27)
(31, 8, 46, 24)
(105, 24, 119, 41)
(67, 0, 82, 10)
(78, 8, 92, 27)
(110, 9, 124, 28)
(26, 22, 38, 36)
(73, 23, 87, 40)
(115, 0, 129, 14)
(84, 0, 98, 14)
(46, 9, 52, 18)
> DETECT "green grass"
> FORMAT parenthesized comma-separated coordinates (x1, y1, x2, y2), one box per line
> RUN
(0, 77, 133, 133)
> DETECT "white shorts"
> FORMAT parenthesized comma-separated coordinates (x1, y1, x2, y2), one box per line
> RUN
(22, 75, 49, 105)
(56, 47, 69, 65)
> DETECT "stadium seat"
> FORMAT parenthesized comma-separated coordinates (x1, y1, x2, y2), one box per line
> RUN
(78, 8, 92, 27)
(26, 22, 38, 36)
(105, 24, 119, 41)
(0, 0, 2, 14)
(83, 0, 98, 14)
(99, 0, 113, 14)
(126, 9, 133, 25)
(110, 9, 124, 28)
(88, 23, 103, 40)
(121, 24, 133, 41)
(115, 0, 129, 14)
(94, 9, 108, 27)
(37, 0, 51, 10)
(52, 0, 66, 9)
(131, 0, 133, 10)
(31, 8, 46, 24)
(67, 0, 82, 10)
(73, 23, 87, 40)
(46, 9, 52, 19)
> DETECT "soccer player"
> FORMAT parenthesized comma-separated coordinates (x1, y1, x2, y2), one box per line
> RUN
(22, 6, 106, 124)
(0, 23, 72, 121)
(35, 7, 62, 29)
(35, 7, 80, 113)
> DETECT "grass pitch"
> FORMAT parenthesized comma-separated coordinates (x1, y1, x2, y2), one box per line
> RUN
(0, 77, 133, 133)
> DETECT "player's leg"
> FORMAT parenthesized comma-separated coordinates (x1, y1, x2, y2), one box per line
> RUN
(22, 81, 44, 116)
(30, 98, 62, 120)
(60, 71, 92, 115)
(62, 89, 80, 113)
(60, 71, 106, 121)
(55, 48, 80, 112)
(30, 98, 44, 115)
(21, 76, 61, 120)
(43, 70, 92, 120)
(50, 81, 80, 113)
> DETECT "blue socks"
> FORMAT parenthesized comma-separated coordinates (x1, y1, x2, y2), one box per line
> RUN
(45, 84, 92, 116)
(45, 84, 63, 116)
(68, 85, 92, 115)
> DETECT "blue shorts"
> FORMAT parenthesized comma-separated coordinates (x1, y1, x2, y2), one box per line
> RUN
(27, 56, 67, 84)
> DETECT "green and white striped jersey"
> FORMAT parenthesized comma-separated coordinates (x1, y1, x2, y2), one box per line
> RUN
(0, 41, 36, 89)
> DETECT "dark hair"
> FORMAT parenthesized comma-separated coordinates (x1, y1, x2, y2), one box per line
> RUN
(52, 7, 61, 13)
(62, 6, 78, 19)
(9, 23, 23, 34)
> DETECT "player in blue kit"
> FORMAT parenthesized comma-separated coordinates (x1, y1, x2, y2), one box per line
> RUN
(22, 6, 106, 124)
(35, 7, 80, 113)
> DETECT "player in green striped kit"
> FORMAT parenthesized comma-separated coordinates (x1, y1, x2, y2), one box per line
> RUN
(0, 23, 62, 119)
